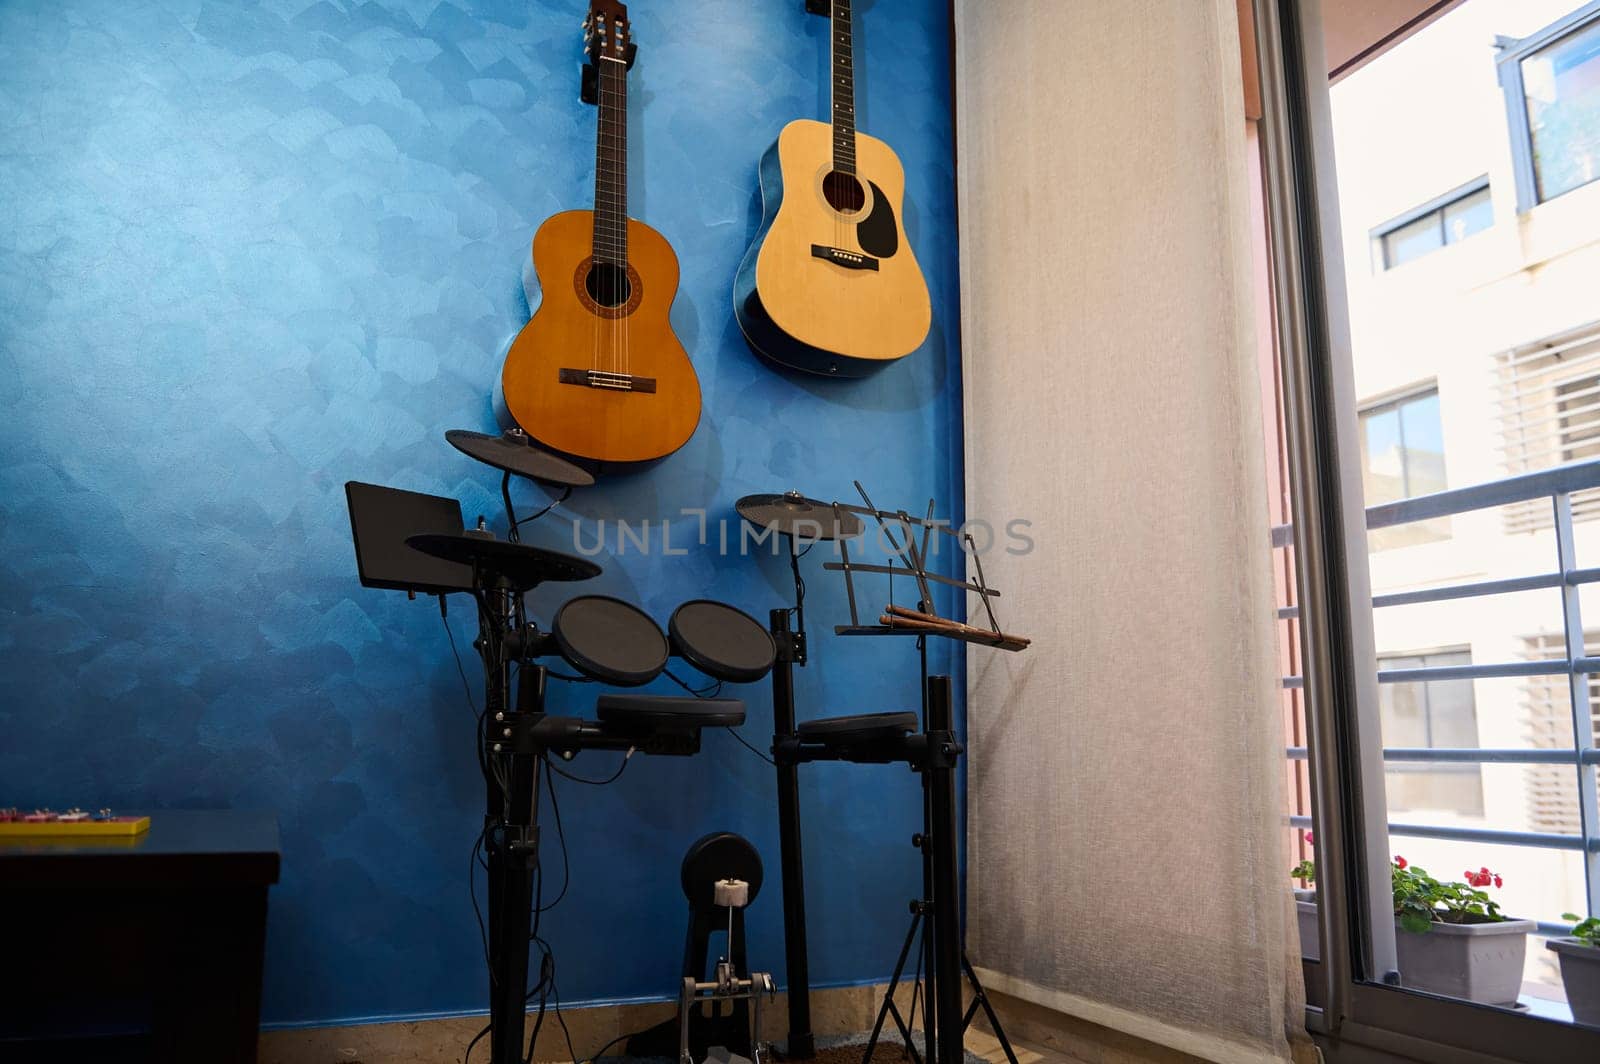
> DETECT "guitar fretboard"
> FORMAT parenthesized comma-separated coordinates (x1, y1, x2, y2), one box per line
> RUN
(592, 53, 628, 266)
(831, 0, 856, 175)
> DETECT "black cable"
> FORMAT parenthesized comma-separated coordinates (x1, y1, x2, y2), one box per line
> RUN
(536, 940, 580, 1064)
(723, 726, 777, 767)
(524, 947, 555, 1064)
(788, 541, 809, 618)
(546, 752, 632, 786)
(470, 827, 491, 976)
(440, 598, 478, 721)
(579, 1024, 661, 1064)
(665, 668, 722, 698)
(516, 484, 572, 527)
(536, 758, 572, 914)
(464, 1021, 491, 1063)
(581, 1031, 634, 1063)
(502, 471, 520, 543)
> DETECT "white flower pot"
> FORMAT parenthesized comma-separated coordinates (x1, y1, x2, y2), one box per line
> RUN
(1395, 917, 1535, 1006)
(1295, 890, 1319, 962)
(1545, 937, 1600, 1026)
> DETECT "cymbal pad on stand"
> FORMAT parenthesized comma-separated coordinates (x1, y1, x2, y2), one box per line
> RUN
(735, 491, 862, 541)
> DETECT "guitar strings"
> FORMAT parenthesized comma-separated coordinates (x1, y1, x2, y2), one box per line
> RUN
(616, 47, 627, 380)
(591, 22, 601, 379)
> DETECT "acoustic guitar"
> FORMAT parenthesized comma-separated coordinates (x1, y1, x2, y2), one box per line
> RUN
(734, 0, 931, 378)
(501, 0, 700, 464)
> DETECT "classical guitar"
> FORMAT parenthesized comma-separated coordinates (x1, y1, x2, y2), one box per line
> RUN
(734, 0, 931, 378)
(501, 0, 700, 464)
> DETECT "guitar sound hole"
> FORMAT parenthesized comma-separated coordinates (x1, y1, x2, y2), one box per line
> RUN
(585, 262, 632, 308)
(823, 171, 866, 214)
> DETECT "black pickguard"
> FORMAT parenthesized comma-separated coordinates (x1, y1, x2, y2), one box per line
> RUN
(856, 181, 899, 259)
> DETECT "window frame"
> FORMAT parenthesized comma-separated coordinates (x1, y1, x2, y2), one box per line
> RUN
(1369, 177, 1491, 270)
(1495, 0, 1600, 213)
(1255, 1, 1600, 1059)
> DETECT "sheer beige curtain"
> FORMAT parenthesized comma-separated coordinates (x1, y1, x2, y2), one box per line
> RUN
(955, 2, 1304, 1062)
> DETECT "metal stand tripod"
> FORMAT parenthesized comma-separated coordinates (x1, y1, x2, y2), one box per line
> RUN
(859, 632, 1018, 1064)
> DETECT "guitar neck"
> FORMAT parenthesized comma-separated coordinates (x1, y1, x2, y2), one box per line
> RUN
(831, 0, 857, 176)
(592, 54, 628, 266)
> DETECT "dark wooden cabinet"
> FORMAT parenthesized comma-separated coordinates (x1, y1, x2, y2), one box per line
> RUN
(0, 810, 280, 1063)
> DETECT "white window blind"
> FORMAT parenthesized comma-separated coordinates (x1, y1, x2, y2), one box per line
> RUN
(1497, 320, 1600, 532)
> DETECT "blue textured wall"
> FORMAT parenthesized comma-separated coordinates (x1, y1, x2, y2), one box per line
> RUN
(0, 0, 961, 1027)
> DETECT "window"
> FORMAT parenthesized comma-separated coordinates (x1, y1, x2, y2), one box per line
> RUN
(1261, 0, 1600, 1053)
(1496, 320, 1600, 532)
(1378, 650, 1484, 816)
(1373, 181, 1494, 269)
(1498, 2, 1600, 210)
(1358, 388, 1449, 548)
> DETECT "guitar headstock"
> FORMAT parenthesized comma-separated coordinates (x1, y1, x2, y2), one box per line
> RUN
(583, 0, 635, 67)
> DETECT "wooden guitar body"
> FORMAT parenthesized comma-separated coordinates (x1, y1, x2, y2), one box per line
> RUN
(735, 119, 931, 377)
(502, 209, 700, 464)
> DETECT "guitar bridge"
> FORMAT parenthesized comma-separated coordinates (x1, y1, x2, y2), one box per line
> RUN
(811, 245, 879, 271)
(559, 368, 658, 393)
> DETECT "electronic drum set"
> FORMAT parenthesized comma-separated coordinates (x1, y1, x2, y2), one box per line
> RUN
(344, 428, 1027, 1064)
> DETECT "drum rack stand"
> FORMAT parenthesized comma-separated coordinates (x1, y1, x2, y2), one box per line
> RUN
(766, 486, 1024, 1064)
(471, 570, 543, 1064)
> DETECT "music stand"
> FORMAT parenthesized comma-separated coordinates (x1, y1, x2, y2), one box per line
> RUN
(823, 483, 1025, 1064)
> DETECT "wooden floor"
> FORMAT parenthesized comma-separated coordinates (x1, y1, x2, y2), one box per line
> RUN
(965, 1027, 1070, 1064)
(257, 984, 1210, 1064)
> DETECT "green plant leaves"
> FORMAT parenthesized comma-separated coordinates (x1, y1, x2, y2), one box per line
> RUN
(1565, 913, 1600, 947)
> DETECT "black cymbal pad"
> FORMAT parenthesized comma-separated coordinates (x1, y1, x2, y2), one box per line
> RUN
(446, 429, 595, 487)
(406, 533, 601, 590)
(735, 491, 862, 541)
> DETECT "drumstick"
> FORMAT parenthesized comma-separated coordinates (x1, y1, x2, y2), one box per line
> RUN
(885, 604, 1031, 643)
(881, 607, 1032, 647)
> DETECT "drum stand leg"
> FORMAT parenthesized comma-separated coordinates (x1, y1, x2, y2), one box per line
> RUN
(769, 609, 815, 1060)
(926, 677, 964, 1064)
(480, 580, 543, 1064)
(487, 750, 538, 1064)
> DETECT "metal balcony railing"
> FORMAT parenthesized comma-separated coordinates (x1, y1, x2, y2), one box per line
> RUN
(1276, 458, 1600, 921)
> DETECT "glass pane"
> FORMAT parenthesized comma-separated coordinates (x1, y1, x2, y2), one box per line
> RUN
(1422, 656, 1479, 749)
(1384, 766, 1486, 816)
(1441, 186, 1493, 243)
(1363, 393, 1450, 550)
(1382, 211, 1444, 267)
(1522, 17, 1600, 202)
(1362, 405, 1406, 504)
(1379, 656, 1431, 746)
(1399, 392, 1448, 495)
(1379, 652, 1485, 816)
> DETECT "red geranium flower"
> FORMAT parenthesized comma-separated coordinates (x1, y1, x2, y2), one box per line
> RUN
(1494, 874, 1503, 888)
(1304, 831, 1314, 846)
(1394, 856, 1407, 869)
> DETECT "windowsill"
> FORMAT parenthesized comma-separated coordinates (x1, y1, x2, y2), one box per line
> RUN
(1506, 179, 1600, 277)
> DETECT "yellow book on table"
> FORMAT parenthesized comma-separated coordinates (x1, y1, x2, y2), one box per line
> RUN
(0, 816, 150, 837)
